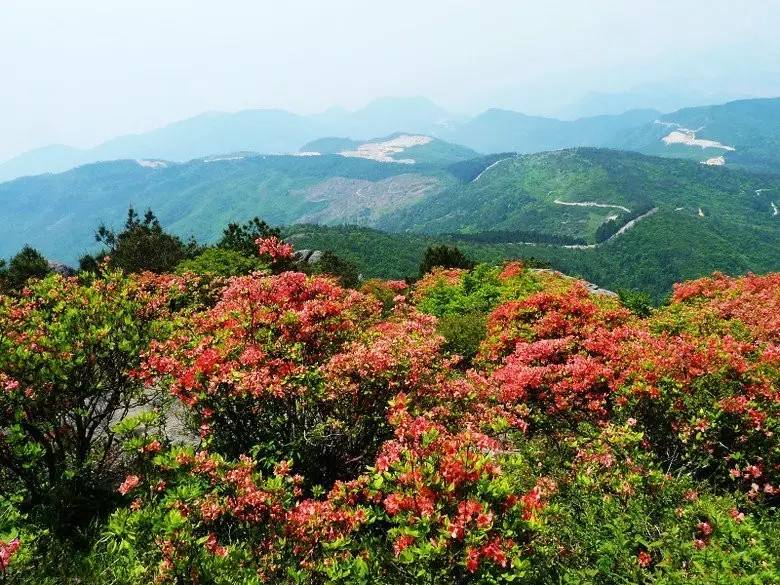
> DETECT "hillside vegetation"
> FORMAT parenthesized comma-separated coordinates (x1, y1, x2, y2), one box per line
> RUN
(288, 148, 780, 298)
(0, 154, 454, 262)
(2, 147, 778, 299)
(383, 148, 780, 240)
(285, 212, 780, 302)
(1, 238, 779, 583)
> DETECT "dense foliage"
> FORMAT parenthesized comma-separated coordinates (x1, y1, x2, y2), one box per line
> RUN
(0, 269, 184, 532)
(0, 241, 778, 583)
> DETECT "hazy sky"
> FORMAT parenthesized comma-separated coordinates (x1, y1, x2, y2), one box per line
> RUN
(2, 0, 780, 161)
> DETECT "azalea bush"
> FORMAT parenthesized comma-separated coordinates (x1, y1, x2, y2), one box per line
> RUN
(140, 270, 445, 488)
(477, 283, 632, 430)
(473, 273, 780, 500)
(95, 379, 551, 584)
(3, 258, 780, 583)
(530, 423, 780, 583)
(0, 270, 182, 532)
(620, 273, 780, 497)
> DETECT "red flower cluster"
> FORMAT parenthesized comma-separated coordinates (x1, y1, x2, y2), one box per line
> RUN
(103, 269, 780, 582)
(0, 539, 20, 572)
(470, 274, 780, 497)
(255, 236, 294, 261)
(118, 474, 141, 495)
(142, 271, 381, 404)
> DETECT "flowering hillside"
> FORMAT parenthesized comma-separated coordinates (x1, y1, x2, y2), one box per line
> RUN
(0, 244, 778, 583)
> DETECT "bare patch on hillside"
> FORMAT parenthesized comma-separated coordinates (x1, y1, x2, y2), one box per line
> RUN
(655, 121, 735, 151)
(297, 174, 444, 224)
(136, 159, 168, 168)
(339, 135, 433, 163)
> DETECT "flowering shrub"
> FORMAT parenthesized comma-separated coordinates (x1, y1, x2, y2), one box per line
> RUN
(348, 394, 551, 582)
(256, 236, 295, 262)
(140, 271, 445, 487)
(471, 272, 780, 500)
(97, 381, 550, 583)
(530, 423, 780, 583)
(614, 273, 780, 497)
(476, 284, 631, 430)
(4, 262, 780, 583)
(0, 270, 183, 531)
(359, 278, 408, 314)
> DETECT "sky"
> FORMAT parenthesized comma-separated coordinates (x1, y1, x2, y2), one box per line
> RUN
(2, 0, 780, 161)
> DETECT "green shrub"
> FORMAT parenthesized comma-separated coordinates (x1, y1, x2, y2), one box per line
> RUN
(436, 312, 487, 365)
(175, 247, 267, 277)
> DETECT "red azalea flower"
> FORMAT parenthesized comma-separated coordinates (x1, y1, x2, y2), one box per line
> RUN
(118, 474, 141, 495)
(637, 551, 652, 568)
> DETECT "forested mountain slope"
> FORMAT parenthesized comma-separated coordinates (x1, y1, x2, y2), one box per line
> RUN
(2, 147, 778, 298)
(381, 148, 780, 245)
(0, 153, 455, 262)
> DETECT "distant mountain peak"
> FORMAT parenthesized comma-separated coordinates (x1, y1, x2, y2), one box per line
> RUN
(3, 96, 780, 182)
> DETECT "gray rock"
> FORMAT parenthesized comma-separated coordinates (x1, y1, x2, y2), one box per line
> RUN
(48, 260, 77, 276)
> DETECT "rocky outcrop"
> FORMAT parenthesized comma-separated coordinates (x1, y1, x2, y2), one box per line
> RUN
(294, 249, 324, 265)
(47, 261, 77, 277)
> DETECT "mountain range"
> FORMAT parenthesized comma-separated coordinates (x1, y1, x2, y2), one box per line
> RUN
(1, 95, 780, 298)
(0, 97, 455, 182)
(1, 140, 778, 299)
(4, 96, 780, 183)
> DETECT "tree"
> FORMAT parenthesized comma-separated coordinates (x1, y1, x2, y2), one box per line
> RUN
(82, 208, 197, 274)
(218, 217, 281, 257)
(418, 245, 474, 277)
(0, 245, 51, 292)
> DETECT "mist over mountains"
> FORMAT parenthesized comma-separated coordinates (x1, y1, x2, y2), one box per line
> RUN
(6, 95, 780, 183)
(0, 98, 673, 182)
(1, 93, 780, 299)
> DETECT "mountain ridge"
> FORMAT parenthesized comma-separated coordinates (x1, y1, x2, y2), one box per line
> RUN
(5, 95, 780, 182)
(2, 147, 778, 301)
